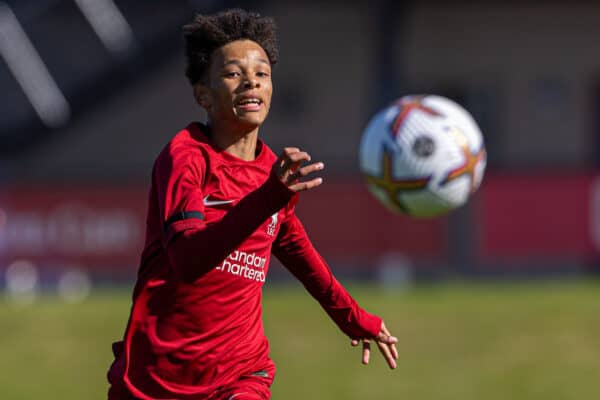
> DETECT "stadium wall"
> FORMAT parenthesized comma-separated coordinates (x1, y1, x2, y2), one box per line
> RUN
(1, 174, 598, 286)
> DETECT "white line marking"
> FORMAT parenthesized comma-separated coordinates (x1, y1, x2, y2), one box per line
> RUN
(72, 0, 135, 55)
(0, 2, 70, 128)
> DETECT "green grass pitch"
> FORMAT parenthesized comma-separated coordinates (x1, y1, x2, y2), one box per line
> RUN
(0, 280, 598, 399)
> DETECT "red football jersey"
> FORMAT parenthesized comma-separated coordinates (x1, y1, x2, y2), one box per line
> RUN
(107, 123, 382, 399)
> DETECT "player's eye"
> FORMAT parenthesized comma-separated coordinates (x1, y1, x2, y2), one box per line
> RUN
(256, 71, 270, 78)
(223, 71, 240, 78)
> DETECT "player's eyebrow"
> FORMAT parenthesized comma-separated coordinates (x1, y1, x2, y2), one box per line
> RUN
(223, 58, 270, 66)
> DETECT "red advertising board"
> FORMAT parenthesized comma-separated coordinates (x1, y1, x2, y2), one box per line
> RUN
(476, 173, 600, 261)
(0, 182, 447, 275)
(295, 182, 447, 260)
(0, 186, 148, 272)
(1, 173, 598, 277)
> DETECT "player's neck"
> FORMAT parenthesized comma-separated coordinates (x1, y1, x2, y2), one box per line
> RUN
(209, 120, 259, 161)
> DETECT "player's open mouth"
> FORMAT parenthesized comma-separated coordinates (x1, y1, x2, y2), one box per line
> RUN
(235, 97, 263, 111)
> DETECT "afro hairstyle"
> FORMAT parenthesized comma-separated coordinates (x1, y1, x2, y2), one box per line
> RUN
(183, 8, 279, 85)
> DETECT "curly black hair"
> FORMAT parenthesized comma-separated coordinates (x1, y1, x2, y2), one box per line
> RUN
(183, 8, 279, 85)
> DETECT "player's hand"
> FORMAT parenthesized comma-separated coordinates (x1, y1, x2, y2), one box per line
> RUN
(351, 321, 398, 369)
(272, 147, 324, 192)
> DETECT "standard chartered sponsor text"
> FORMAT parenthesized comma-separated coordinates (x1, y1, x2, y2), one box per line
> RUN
(216, 250, 266, 282)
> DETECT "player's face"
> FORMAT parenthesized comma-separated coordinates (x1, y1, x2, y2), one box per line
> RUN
(199, 40, 272, 129)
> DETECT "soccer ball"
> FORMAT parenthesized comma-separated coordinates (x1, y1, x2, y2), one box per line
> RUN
(359, 95, 486, 218)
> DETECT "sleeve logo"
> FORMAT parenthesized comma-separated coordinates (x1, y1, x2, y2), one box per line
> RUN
(266, 212, 278, 236)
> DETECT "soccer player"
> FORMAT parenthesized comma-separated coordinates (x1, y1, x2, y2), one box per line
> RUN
(107, 8, 398, 400)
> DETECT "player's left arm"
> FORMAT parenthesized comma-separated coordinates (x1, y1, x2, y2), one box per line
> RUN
(272, 214, 398, 369)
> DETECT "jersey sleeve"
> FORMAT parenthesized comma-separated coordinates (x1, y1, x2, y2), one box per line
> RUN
(154, 146, 207, 247)
(154, 144, 297, 283)
(272, 211, 382, 339)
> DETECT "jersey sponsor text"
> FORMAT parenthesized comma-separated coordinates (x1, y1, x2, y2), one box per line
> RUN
(216, 250, 267, 282)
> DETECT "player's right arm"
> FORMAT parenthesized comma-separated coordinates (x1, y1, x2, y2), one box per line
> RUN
(158, 145, 322, 283)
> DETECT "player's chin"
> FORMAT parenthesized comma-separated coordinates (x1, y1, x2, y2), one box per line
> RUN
(235, 111, 268, 127)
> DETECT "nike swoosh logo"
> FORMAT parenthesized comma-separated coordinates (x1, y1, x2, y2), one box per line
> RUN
(203, 195, 235, 207)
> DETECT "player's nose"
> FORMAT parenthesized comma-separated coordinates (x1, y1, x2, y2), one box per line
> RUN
(243, 78, 259, 89)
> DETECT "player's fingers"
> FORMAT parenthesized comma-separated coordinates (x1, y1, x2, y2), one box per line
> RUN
(283, 160, 302, 185)
(381, 322, 390, 335)
(351, 339, 359, 347)
(296, 162, 324, 178)
(376, 323, 398, 345)
(286, 161, 323, 186)
(284, 152, 311, 171)
(380, 321, 396, 339)
(274, 148, 301, 178)
(390, 342, 399, 360)
(376, 340, 397, 369)
(376, 332, 398, 345)
(280, 152, 311, 182)
(288, 177, 323, 192)
(282, 147, 300, 158)
(362, 339, 371, 365)
(275, 147, 300, 168)
(377, 321, 399, 362)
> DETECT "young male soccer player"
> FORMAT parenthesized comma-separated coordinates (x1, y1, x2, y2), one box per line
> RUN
(107, 8, 398, 400)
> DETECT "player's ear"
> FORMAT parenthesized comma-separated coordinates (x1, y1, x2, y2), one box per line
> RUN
(193, 83, 212, 111)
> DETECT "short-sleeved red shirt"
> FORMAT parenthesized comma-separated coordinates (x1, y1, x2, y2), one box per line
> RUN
(108, 123, 381, 399)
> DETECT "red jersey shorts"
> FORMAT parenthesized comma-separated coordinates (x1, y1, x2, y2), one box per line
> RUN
(108, 372, 271, 400)
(206, 370, 272, 400)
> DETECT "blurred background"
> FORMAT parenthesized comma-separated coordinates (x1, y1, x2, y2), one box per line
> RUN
(0, 0, 598, 399)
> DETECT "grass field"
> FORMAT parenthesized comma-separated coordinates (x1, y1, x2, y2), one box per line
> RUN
(0, 280, 599, 399)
